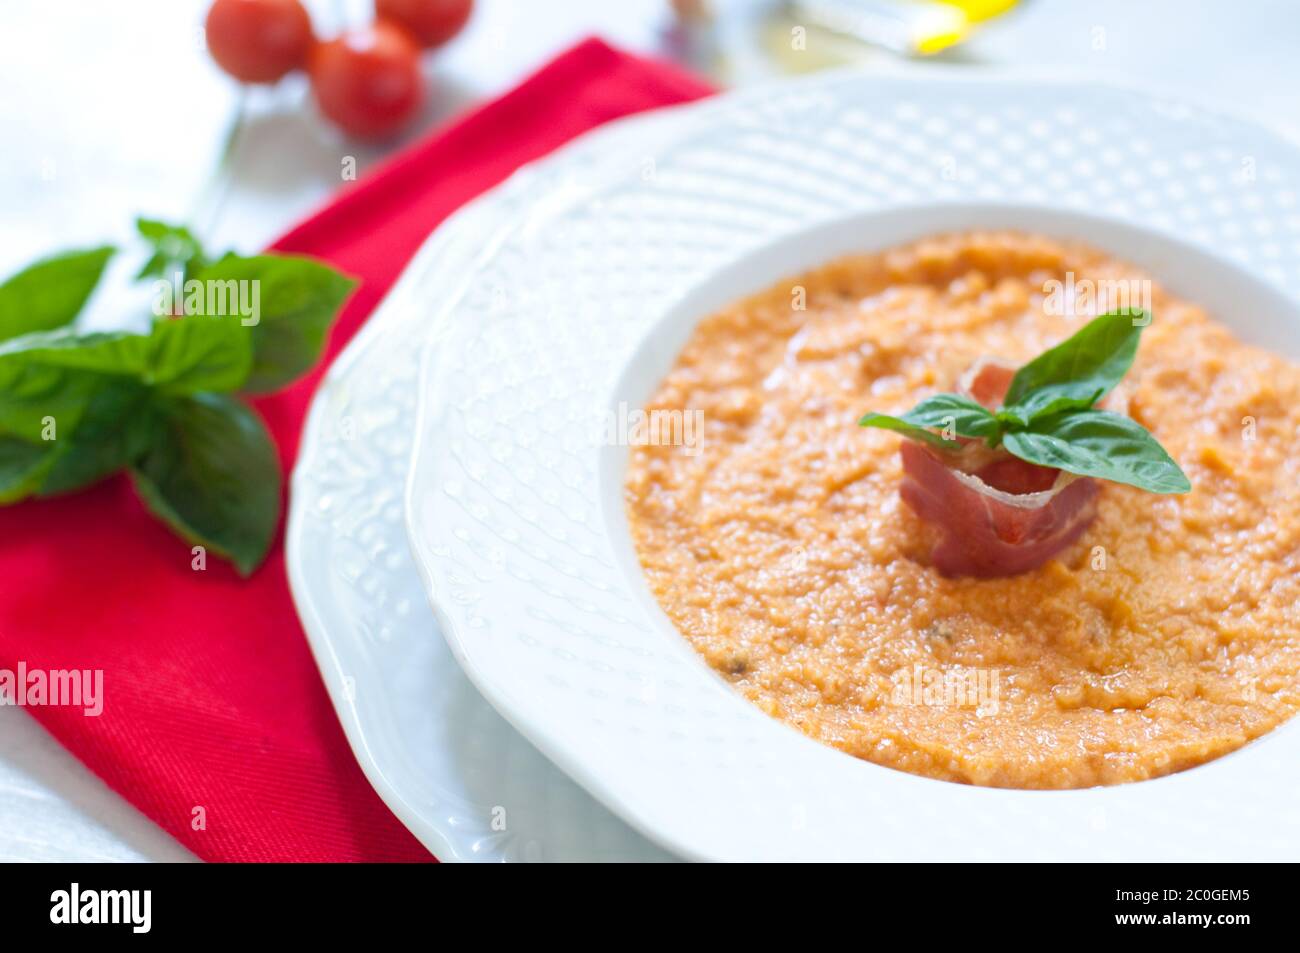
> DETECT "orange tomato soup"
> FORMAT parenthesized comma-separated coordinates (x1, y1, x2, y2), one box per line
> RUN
(625, 232, 1300, 788)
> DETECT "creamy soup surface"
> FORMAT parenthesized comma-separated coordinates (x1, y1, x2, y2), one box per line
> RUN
(624, 231, 1300, 789)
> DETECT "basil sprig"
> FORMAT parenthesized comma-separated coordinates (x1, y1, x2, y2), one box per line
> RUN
(858, 309, 1191, 495)
(0, 246, 115, 340)
(0, 219, 356, 574)
(135, 218, 210, 282)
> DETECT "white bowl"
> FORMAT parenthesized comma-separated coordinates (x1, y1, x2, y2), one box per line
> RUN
(406, 72, 1300, 860)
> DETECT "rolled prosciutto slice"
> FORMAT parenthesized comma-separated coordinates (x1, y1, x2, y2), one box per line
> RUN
(899, 360, 1101, 578)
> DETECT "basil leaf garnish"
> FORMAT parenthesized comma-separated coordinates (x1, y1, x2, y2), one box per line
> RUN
(187, 255, 356, 394)
(1001, 409, 1191, 494)
(1000, 309, 1145, 422)
(0, 316, 252, 394)
(857, 309, 1190, 497)
(38, 382, 161, 497)
(0, 246, 115, 342)
(0, 357, 106, 442)
(131, 393, 282, 576)
(857, 412, 961, 450)
(0, 328, 153, 376)
(146, 316, 252, 394)
(136, 218, 210, 282)
(0, 221, 353, 575)
(0, 436, 57, 504)
(899, 393, 1001, 440)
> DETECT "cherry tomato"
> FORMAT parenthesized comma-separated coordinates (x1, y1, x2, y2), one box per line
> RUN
(374, 0, 473, 49)
(309, 21, 424, 139)
(205, 0, 314, 84)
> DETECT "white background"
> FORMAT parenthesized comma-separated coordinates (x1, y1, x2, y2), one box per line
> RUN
(0, 0, 1296, 861)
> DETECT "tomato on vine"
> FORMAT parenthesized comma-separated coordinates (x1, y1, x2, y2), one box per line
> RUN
(375, 0, 473, 49)
(205, 0, 315, 84)
(309, 20, 425, 139)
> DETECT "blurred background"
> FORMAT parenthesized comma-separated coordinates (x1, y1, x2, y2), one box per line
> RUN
(1, 0, 1298, 860)
(5, 0, 1300, 274)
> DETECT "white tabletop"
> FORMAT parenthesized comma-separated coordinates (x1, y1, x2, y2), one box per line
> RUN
(1, 0, 1297, 862)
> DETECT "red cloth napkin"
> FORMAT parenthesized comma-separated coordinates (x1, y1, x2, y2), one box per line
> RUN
(0, 38, 712, 862)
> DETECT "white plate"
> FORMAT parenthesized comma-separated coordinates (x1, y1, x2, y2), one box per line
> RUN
(406, 71, 1300, 861)
(287, 109, 687, 861)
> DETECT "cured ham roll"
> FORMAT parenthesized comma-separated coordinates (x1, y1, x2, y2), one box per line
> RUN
(899, 359, 1107, 577)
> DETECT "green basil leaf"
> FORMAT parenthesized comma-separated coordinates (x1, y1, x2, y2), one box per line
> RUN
(188, 255, 356, 394)
(858, 412, 961, 450)
(0, 316, 251, 393)
(146, 316, 252, 394)
(0, 436, 57, 503)
(37, 382, 161, 496)
(995, 407, 1030, 428)
(1001, 409, 1191, 494)
(900, 393, 1002, 440)
(0, 328, 151, 376)
(0, 356, 106, 442)
(135, 218, 209, 282)
(0, 246, 115, 341)
(1002, 310, 1146, 420)
(130, 393, 281, 575)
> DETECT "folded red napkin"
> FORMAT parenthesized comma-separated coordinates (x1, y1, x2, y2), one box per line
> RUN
(0, 38, 712, 862)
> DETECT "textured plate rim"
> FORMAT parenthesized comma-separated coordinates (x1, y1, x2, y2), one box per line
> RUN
(286, 104, 702, 862)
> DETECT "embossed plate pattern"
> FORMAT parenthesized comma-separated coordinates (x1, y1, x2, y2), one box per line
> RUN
(288, 109, 686, 861)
